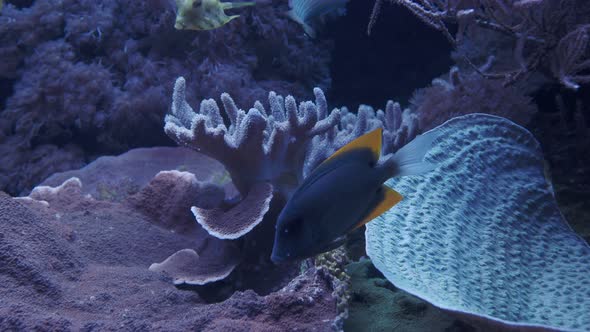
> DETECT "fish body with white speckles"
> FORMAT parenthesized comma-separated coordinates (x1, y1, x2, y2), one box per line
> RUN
(174, 0, 255, 31)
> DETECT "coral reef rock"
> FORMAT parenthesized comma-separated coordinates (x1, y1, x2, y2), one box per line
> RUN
(40, 147, 236, 202)
(366, 113, 590, 331)
(345, 259, 467, 332)
(1, 175, 340, 330)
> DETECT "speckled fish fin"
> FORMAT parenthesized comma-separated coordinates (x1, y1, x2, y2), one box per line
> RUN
(353, 186, 402, 230)
(221, 1, 256, 9)
(321, 127, 382, 167)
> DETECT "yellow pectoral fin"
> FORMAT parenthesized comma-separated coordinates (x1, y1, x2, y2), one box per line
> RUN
(354, 186, 403, 229)
(322, 127, 382, 166)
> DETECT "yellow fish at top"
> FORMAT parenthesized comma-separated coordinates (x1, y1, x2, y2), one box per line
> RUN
(174, 0, 255, 31)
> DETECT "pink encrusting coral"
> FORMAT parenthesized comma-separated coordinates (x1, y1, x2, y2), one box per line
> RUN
(130, 170, 241, 285)
(192, 182, 274, 239)
(19, 148, 244, 287)
(2, 175, 343, 330)
(39, 147, 235, 202)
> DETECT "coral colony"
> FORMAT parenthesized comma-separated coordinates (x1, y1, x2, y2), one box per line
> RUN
(0, 0, 589, 331)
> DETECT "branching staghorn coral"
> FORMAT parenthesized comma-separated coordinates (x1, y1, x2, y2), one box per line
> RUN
(164, 76, 420, 241)
(370, 0, 590, 89)
(165, 76, 339, 198)
(165, 76, 420, 196)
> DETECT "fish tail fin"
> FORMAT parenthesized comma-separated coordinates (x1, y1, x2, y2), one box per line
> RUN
(388, 129, 439, 177)
(223, 1, 255, 9)
(285, 9, 302, 24)
(302, 23, 317, 38)
(286, 10, 317, 38)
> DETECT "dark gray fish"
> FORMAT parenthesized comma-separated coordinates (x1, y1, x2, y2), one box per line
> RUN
(271, 127, 438, 263)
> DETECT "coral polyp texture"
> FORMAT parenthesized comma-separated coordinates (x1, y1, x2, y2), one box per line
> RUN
(410, 67, 537, 131)
(0, 0, 333, 195)
(164, 76, 420, 242)
(365, 114, 590, 331)
(1, 184, 342, 330)
(164, 76, 421, 194)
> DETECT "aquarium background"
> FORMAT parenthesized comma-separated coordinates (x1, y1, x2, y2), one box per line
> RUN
(0, 0, 589, 331)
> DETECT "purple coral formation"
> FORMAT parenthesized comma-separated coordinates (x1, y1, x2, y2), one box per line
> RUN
(2, 144, 349, 329)
(0, 0, 332, 195)
(1, 179, 342, 330)
(0, 0, 589, 330)
(373, 0, 590, 89)
(192, 182, 274, 239)
(39, 147, 235, 201)
(29, 148, 244, 286)
(410, 67, 537, 131)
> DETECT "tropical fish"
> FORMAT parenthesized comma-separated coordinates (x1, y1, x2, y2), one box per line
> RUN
(174, 0, 255, 31)
(271, 127, 438, 263)
(287, 0, 349, 38)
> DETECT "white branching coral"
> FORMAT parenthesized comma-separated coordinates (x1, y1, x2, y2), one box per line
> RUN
(165, 76, 419, 200)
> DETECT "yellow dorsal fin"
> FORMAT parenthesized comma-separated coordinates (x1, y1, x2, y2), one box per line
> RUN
(321, 127, 383, 167)
(354, 186, 403, 229)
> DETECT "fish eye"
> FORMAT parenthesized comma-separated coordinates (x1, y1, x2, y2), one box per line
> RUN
(369, 161, 375, 168)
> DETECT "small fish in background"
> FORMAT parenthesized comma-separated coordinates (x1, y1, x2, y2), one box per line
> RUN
(271, 127, 439, 263)
(174, 0, 255, 31)
(287, 0, 349, 38)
